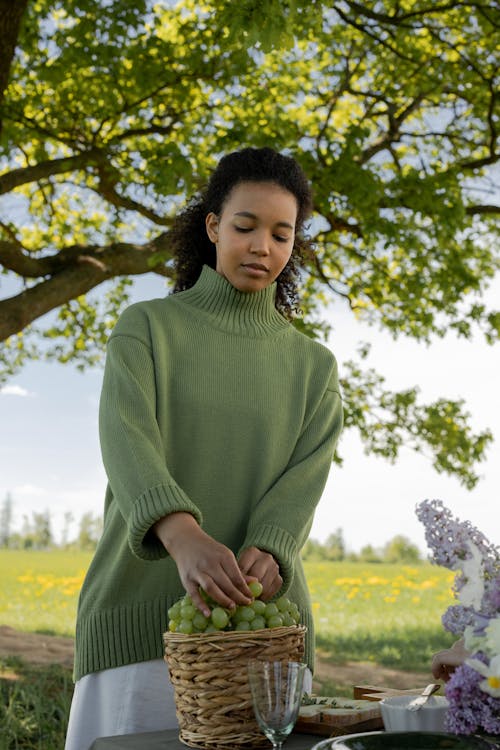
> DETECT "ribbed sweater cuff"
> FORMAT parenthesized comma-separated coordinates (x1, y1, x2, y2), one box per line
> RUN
(240, 524, 297, 594)
(128, 483, 203, 561)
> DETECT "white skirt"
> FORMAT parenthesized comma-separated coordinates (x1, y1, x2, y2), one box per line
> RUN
(64, 659, 178, 750)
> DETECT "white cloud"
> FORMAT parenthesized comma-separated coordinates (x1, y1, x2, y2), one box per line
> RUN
(13, 483, 48, 497)
(0, 384, 35, 397)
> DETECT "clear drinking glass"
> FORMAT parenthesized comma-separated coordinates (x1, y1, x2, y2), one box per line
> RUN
(247, 659, 306, 750)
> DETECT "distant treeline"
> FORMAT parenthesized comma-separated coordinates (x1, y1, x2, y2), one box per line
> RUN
(1, 494, 423, 562)
(302, 528, 423, 564)
(0, 492, 102, 551)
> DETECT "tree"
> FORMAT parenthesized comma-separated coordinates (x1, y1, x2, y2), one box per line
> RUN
(358, 544, 383, 564)
(301, 538, 327, 561)
(76, 511, 102, 550)
(31, 509, 53, 549)
(383, 534, 422, 564)
(61, 510, 74, 547)
(0, 491, 13, 547)
(1, 1, 499, 488)
(17, 509, 53, 549)
(324, 528, 346, 561)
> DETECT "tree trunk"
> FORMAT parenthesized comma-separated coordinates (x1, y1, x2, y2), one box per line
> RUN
(0, 0, 29, 130)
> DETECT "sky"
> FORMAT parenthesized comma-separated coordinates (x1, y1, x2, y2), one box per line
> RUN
(1, 273, 499, 554)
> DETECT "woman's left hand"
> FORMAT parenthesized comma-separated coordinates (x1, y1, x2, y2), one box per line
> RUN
(238, 547, 282, 601)
(431, 638, 469, 682)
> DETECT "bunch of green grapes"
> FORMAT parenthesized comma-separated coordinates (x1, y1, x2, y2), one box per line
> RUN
(167, 580, 301, 634)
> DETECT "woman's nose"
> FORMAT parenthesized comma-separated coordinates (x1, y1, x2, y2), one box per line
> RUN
(250, 231, 271, 255)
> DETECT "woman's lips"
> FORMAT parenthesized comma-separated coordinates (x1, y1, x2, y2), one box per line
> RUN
(241, 263, 269, 276)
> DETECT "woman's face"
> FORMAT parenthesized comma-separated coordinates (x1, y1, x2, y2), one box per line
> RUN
(205, 181, 297, 293)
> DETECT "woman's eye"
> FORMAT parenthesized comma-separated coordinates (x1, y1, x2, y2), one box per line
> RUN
(274, 235, 289, 243)
(235, 226, 252, 233)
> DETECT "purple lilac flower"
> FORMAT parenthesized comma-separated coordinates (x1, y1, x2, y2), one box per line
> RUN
(483, 576, 500, 615)
(416, 499, 500, 616)
(415, 499, 470, 569)
(442, 604, 476, 636)
(445, 659, 500, 735)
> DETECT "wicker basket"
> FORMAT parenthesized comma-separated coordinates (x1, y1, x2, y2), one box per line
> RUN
(163, 625, 306, 749)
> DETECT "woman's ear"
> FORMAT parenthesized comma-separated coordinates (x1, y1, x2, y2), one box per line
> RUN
(205, 212, 219, 243)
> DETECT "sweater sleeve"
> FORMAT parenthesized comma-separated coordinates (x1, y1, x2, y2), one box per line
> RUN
(99, 323, 203, 562)
(238, 365, 343, 595)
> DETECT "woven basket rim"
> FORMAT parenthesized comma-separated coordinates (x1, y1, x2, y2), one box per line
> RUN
(163, 624, 306, 645)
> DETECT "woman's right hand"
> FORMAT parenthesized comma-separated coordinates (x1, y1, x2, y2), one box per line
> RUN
(431, 638, 469, 681)
(153, 512, 253, 616)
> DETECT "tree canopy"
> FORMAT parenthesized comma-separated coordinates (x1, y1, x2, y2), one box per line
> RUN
(1, 0, 499, 488)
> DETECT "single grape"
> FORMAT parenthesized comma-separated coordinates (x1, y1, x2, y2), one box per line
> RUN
(231, 606, 246, 624)
(168, 620, 178, 632)
(275, 596, 291, 612)
(238, 606, 256, 622)
(250, 616, 266, 630)
(211, 607, 229, 629)
(193, 612, 209, 631)
(267, 614, 284, 628)
(282, 613, 295, 627)
(235, 620, 251, 631)
(251, 599, 266, 615)
(180, 604, 196, 620)
(248, 580, 263, 598)
(264, 602, 279, 618)
(178, 619, 194, 634)
(168, 602, 181, 621)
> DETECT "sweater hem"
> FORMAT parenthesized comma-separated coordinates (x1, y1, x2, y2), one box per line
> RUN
(74, 595, 178, 682)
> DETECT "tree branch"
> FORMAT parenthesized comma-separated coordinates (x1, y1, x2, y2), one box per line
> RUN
(323, 211, 363, 238)
(0, 238, 48, 276)
(342, 1, 492, 26)
(0, 234, 174, 340)
(96, 162, 173, 226)
(359, 94, 427, 163)
(0, 150, 100, 194)
(0, 147, 173, 225)
(465, 204, 500, 216)
(332, 4, 420, 64)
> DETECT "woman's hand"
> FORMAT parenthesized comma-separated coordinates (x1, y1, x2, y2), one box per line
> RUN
(154, 513, 253, 616)
(238, 546, 283, 601)
(431, 638, 469, 682)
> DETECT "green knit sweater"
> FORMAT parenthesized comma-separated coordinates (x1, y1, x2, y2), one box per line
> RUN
(74, 265, 343, 681)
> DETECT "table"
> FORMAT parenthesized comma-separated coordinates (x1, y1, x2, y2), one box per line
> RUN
(91, 728, 321, 749)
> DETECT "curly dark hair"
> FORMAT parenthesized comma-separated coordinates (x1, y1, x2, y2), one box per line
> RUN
(170, 147, 314, 318)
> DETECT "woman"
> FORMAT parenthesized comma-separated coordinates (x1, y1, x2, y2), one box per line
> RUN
(65, 146, 344, 749)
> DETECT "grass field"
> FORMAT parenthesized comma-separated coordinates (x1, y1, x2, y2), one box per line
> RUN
(305, 559, 456, 672)
(0, 550, 458, 749)
(0, 549, 90, 637)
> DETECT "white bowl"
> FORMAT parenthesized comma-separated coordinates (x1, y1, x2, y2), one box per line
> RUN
(379, 694, 449, 732)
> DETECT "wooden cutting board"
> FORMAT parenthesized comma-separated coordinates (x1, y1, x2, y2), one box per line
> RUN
(295, 696, 383, 736)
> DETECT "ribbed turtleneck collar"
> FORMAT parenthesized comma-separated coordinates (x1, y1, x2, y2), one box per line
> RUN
(177, 265, 290, 337)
